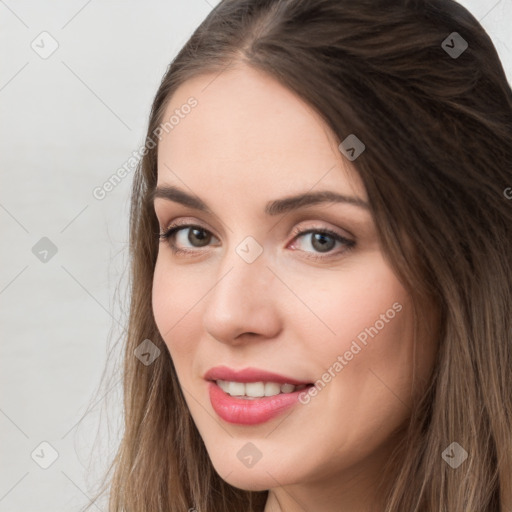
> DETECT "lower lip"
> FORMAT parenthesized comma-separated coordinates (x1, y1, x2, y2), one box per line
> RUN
(207, 381, 309, 425)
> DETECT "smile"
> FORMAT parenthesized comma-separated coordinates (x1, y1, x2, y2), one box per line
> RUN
(204, 366, 313, 425)
(216, 380, 308, 398)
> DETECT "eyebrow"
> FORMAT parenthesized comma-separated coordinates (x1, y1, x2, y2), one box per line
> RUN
(151, 185, 369, 215)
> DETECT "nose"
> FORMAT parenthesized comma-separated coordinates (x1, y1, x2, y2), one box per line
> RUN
(202, 245, 282, 345)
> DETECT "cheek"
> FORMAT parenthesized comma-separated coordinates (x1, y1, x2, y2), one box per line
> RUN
(152, 258, 174, 341)
(294, 252, 408, 352)
(151, 256, 203, 359)
(290, 252, 419, 403)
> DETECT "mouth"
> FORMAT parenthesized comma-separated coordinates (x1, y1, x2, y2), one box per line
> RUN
(214, 379, 309, 399)
(204, 366, 314, 425)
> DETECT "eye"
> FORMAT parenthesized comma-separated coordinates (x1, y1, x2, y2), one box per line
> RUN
(158, 222, 356, 260)
(159, 223, 219, 255)
(288, 226, 356, 260)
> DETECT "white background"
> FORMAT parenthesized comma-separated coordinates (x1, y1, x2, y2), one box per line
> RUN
(1, 1, 511, 510)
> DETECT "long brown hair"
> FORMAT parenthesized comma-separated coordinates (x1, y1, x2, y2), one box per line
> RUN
(84, 0, 512, 510)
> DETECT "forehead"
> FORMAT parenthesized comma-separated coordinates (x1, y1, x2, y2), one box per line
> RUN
(156, 64, 366, 202)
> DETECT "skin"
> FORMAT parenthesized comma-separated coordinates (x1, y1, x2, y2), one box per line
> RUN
(152, 63, 438, 512)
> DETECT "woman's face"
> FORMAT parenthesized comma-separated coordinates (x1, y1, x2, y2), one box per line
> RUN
(152, 64, 437, 503)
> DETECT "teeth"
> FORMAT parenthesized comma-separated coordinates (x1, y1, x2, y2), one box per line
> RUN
(280, 383, 295, 393)
(216, 380, 306, 398)
(265, 382, 281, 396)
(228, 381, 245, 396)
(246, 382, 265, 397)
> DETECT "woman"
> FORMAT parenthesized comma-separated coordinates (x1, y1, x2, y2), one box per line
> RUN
(87, 0, 512, 510)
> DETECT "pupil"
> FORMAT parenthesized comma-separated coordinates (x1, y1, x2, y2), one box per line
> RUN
(189, 228, 209, 247)
(312, 233, 334, 252)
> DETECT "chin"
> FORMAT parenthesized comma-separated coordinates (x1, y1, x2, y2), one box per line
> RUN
(220, 472, 273, 492)
(207, 455, 280, 491)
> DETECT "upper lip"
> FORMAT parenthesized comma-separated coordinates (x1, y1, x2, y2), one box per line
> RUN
(204, 366, 312, 386)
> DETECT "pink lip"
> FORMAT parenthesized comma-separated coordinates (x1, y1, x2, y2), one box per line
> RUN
(203, 366, 311, 386)
(207, 381, 310, 425)
(204, 366, 313, 425)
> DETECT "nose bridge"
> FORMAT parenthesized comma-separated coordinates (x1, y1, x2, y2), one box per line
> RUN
(215, 233, 270, 300)
(202, 236, 281, 342)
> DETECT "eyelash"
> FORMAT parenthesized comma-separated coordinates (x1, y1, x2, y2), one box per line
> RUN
(157, 222, 356, 261)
